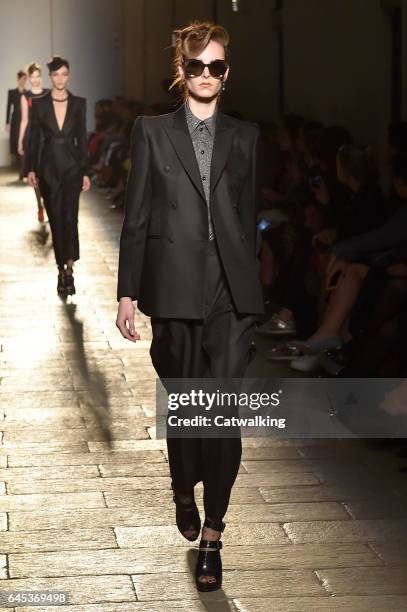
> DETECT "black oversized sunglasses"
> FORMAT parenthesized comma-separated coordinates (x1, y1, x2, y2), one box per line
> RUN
(182, 58, 229, 79)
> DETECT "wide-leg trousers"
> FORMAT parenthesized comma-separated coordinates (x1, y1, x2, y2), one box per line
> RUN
(150, 240, 256, 523)
(40, 169, 82, 267)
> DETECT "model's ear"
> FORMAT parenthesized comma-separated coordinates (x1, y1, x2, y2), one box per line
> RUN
(178, 64, 184, 80)
(223, 66, 230, 82)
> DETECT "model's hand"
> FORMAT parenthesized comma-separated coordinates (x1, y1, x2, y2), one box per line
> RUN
(27, 172, 38, 188)
(18, 142, 24, 156)
(116, 297, 140, 342)
(82, 176, 91, 192)
(5, 124, 10, 133)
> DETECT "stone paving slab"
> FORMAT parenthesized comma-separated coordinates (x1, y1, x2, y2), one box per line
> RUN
(2, 429, 149, 445)
(225, 502, 349, 522)
(0, 466, 99, 482)
(0, 492, 105, 512)
(234, 472, 320, 487)
(284, 519, 407, 543)
(260, 483, 397, 504)
(369, 541, 407, 565)
(0, 529, 116, 553)
(1, 414, 84, 428)
(0, 392, 81, 409)
(316, 566, 407, 595)
(8, 507, 177, 531)
(242, 457, 364, 473)
(87, 440, 169, 453)
(7, 475, 171, 494)
(7, 450, 164, 467)
(0, 554, 6, 579)
(1, 442, 90, 454)
(344, 500, 407, 519)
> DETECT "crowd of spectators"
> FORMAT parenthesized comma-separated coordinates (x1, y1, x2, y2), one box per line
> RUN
(256, 114, 407, 379)
(87, 98, 407, 380)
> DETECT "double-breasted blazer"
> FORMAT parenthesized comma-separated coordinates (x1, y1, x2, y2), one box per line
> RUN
(27, 91, 88, 181)
(117, 103, 264, 319)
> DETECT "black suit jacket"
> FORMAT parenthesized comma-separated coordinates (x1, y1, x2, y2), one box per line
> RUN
(117, 104, 264, 318)
(27, 91, 88, 179)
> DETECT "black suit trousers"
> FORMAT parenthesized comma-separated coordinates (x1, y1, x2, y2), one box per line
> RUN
(150, 240, 256, 522)
(40, 167, 82, 267)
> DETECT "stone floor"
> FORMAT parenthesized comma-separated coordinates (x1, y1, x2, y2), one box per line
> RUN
(1, 167, 407, 611)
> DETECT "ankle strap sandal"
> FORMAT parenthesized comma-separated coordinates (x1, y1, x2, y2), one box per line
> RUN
(172, 485, 201, 542)
(63, 269, 76, 296)
(57, 270, 66, 296)
(195, 517, 225, 592)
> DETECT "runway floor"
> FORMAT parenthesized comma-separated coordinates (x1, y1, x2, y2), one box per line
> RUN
(1, 168, 407, 611)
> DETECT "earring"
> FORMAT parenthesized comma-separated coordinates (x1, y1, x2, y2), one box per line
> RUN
(221, 81, 226, 92)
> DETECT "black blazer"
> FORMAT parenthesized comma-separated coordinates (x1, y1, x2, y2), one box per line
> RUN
(27, 91, 88, 179)
(117, 104, 264, 318)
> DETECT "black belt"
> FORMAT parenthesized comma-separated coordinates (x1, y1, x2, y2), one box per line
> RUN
(44, 137, 67, 145)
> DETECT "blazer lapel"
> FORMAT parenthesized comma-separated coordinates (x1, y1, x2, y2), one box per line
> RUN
(164, 105, 206, 203)
(48, 91, 73, 133)
(210, 113, 237, 196)
(164, 105, 237, 202)
(61, 93, 74, 134)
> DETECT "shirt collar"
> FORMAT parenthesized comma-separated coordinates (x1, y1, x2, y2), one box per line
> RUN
(184, 102, 216, 136)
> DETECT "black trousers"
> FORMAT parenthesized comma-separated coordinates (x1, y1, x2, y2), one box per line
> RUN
(40, 169, 82, 267)
(150, 240, 256, 523)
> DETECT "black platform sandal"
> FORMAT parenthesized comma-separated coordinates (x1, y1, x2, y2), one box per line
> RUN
(172, 484, 201, 541)
(57, 269, 66, 296)
(63, 268, 76, 296)
(195, 517, 225, 592)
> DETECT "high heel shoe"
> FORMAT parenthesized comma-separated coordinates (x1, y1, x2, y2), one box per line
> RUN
(63, 268, 76, 296)
(57, 269, 66, 296)
(172, 484, 201, 541)
(195, 517, 225, 592)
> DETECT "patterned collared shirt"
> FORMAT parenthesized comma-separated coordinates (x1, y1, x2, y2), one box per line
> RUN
(185, 102, 216, 241)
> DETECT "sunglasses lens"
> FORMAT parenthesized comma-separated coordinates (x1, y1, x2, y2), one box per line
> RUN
(209, 60, 228, 78)
(184, 60, 204, 77)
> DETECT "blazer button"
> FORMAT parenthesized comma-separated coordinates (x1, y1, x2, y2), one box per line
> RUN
(171, 202, 177, 209)
(233, 203, 238, 208)
(241, 233, 246, 240)
(164, 164, 171, 172)
(168, 235, 174, 243)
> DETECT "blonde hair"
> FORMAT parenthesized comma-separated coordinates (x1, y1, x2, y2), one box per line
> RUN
(169, 21, 229, 101)
(27, 62, 41, 77)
